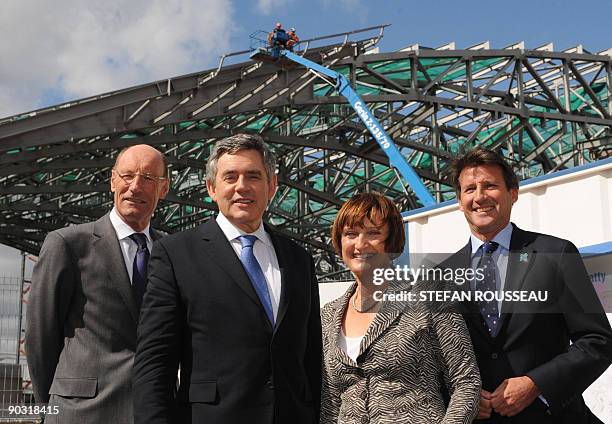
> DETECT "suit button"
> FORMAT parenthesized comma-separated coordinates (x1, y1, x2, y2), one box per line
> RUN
(491, 353, 498, 359)
(361, 415, 368, 424)
(266, 378, 274, 390)
(360, 390, 367, 400)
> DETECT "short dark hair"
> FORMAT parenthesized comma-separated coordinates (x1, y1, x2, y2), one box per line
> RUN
(450, 148, 519, 193)
(206, 134, 276, 186)
(331, 192, 405, 255)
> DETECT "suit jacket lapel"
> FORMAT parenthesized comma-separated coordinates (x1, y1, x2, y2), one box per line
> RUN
(359, 300, 401, 356)
(93, 214, 139, 323)
(499, 224, 537, 335)
(267, 228, 290, 333)
(331, 284, 359, 367)
(150, 228, 163, 242)
(503, 225, 536, 295)
(199, 220, 272, 327)
(329, 283, 402, 365)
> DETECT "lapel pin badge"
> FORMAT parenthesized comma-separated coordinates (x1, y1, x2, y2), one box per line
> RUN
(519, 252, 529, 263)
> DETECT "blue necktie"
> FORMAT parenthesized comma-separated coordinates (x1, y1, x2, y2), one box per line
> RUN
(476, 241, 499, 336)
(129, 233, 150, 313)
(238, 235, 275, 325)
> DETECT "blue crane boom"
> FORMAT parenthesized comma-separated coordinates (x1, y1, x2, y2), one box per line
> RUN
(281, 50, 435, 206)
(250, 43, 435, 207)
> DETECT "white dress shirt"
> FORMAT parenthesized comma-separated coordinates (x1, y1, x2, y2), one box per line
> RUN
(216, 213, 282, 320)
(109, 207, 153, 285)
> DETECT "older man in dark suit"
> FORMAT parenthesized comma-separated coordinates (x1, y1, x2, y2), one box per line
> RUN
(134, 133, 322, 424)
(25, 144, 169, 424)
(441, 147, 612, 423)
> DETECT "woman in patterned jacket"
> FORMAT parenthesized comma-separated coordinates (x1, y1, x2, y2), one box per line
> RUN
(321, 192, 480, 423)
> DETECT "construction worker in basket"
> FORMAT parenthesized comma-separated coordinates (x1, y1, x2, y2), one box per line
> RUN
(268, 23, 288, 48)
(286, 27, 299, 51)
(268, 22, 289, 58)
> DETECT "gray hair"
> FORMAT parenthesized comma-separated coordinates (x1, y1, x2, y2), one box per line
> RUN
(205, 134, 276, 185)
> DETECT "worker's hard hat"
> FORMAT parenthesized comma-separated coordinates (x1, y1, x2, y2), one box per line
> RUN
(290, 27, 296, 32)
(275, 22, 282, 29)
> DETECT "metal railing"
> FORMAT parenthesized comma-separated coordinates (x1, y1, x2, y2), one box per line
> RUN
(0, 276, 37, 423)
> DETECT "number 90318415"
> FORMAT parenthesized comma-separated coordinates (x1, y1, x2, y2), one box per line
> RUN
(6, 404, 59, 416)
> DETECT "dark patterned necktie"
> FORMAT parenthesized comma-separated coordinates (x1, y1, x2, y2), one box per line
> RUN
(476, 241, 499, 336)
(238, 235, 275, 325)
(129, 233, 150, 313)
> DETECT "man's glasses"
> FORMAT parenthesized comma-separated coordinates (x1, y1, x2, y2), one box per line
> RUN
(114, 170, 167, 185)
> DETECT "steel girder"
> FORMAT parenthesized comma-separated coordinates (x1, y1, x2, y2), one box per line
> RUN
(0, 29, 611, 280)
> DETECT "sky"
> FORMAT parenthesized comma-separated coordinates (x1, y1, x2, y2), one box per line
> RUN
(0, 0, 611, 276)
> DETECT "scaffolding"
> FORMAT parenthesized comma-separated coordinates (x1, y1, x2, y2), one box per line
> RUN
(0, 25, 610, 279)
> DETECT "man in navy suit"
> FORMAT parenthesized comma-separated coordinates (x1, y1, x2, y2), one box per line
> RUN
(441, 148, 612, 423)
(134, 134, 321, 424)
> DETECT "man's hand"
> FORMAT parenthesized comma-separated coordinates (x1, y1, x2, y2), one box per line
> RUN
(476, 389, 493, 419)
(490, 376, 540, 417)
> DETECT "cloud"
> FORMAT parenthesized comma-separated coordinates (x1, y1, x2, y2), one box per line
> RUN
(255, 0, 289, 16)
(0, 0, 234, 118)
(321, 0, 368, 23)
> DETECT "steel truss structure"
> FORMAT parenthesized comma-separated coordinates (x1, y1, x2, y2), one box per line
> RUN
(0, 26, 611, 280)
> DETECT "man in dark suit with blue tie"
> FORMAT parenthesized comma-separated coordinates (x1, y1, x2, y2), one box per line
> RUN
(441, 148, 612, 423)
(134, 134, 322, 424)
(26, 144, 169, 424)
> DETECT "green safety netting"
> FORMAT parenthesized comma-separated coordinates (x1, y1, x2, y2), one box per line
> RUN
(17, 55, 609, 223)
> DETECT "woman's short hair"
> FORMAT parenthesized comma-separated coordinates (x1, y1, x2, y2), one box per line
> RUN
(331, 192, 405, 255)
